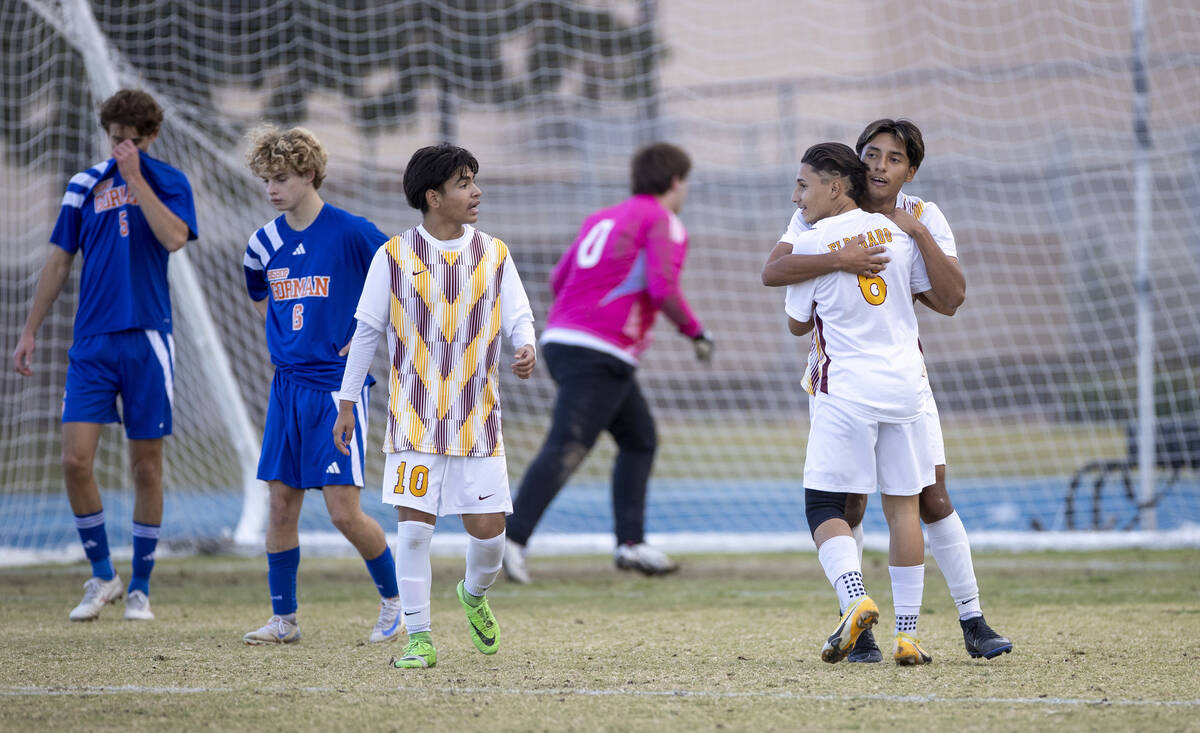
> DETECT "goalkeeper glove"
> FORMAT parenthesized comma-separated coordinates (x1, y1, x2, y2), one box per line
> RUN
(692, 330, 714, 363)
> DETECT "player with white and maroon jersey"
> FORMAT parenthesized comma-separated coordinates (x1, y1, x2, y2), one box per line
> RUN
(240, 125, 402, 648)
(12, 89, 196, 624)
(780, 141, 959, 667)
(763, 119, 1011, 663)
(334, 143, 536, 670)
(501, 142, 713, 584)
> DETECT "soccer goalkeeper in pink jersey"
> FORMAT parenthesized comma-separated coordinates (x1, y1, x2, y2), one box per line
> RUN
(503, 143, 713, 582)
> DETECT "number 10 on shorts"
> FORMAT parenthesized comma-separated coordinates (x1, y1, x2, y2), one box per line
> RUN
(394, 461, 429, 497)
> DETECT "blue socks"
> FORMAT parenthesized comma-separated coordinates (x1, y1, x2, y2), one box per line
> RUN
(130, 522, 160, 596)
(74, 511, 114, 581)
(267, 547, 301, 616)
(364, 546, 399, 599)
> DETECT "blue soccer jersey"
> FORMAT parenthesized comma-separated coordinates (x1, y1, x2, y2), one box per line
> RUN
(243, 204, 387, 390)
(49, 153, 199, 338)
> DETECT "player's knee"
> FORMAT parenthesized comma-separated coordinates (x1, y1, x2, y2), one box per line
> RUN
(843, 493, 867, 527)
(328, 509, 359, 536)
(805, 489, 848, 538)
(919, 481, 954, 524)
(61, 450, 94, 483)
(267, 492, 299, 525)
(130, 457, 162, 491)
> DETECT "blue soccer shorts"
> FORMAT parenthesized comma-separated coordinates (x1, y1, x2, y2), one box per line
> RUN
(62, 330, 174, 440)
(257, 371, 369, 490)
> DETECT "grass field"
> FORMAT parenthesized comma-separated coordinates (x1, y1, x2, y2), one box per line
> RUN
(2, 548, 1197, 732)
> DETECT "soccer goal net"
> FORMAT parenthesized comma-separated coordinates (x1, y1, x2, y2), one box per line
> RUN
(2, 0, 1198, 563)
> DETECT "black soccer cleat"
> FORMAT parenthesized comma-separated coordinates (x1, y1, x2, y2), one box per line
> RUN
(961, 615, 1013, 659)
(847, 626, 883, 663)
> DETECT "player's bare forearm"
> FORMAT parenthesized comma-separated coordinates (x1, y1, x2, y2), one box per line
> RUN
(251, 297, 268, 318)
(762, 236, 885, 287)
(887, 208, 964, 311)
(132, 182, 189, 252)
(332, 400, 357, 456)
(13, 247, 73, 375)
(913, 233, 964, 312)
(915, 291, 956, 316)
(115, 142, 189, 252)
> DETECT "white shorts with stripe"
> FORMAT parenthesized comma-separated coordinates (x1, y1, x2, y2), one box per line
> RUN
(382, 451, 512, 516)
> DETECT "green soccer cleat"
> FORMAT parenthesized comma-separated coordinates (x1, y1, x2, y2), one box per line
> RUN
(456, 580, 500, 655)
(391, 632, 437, 669)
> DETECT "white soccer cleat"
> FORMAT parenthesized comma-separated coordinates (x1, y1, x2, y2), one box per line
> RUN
(123, 589, 155, 621)
(243, 615, 301, 645)
(369, 598, 404, 643)
(69, 575, 124, 621)
(614, 542, 679, 576)
(503, 538, 531, 584)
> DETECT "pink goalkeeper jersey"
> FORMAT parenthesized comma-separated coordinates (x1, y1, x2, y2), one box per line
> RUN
(542, 194, 703, 364)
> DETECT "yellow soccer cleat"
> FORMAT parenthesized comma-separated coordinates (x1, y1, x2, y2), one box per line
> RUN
(893, 631, 932, 666)
(821, 595, 879, 663)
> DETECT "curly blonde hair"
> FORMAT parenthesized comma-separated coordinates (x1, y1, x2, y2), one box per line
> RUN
(245, 124, 328, 190)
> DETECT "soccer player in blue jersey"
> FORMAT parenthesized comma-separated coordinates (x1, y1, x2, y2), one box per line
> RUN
(12, 89, 197, 622)
(239, 125, 402, 646)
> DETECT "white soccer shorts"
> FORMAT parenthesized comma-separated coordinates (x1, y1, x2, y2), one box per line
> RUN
(382, 451, 512, 516)
(803, 394, 935, 496)
(920, 386, 947, 468)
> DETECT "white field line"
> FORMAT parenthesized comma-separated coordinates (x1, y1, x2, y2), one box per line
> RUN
(2, 685, 1198, 707)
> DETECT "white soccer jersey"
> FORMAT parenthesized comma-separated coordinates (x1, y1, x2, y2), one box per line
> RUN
(780, 191, 957, 258)
(781, 190, 957, 413)
(782, 208, 931, 422)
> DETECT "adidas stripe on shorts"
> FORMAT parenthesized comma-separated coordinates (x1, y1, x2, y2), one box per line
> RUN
(258, 370, 368, 489)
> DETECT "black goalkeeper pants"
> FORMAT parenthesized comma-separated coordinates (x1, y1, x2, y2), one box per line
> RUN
(507, 343, 657, 547)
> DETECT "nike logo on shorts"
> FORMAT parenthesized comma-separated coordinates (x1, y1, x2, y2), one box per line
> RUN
(478, 494, 495, 501)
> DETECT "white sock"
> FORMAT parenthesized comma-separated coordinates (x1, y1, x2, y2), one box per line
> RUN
(851, 522, 865, 567)
(817, 535, 864, 612)
(889, 564, 925, 635)
(395, 520, 434, 634)
(464, 532, 505, 598)
(926, 511, 982, 620)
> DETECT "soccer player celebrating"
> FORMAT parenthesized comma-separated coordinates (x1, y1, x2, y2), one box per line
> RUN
(781, 142, 959, 666)
(763, 119, 1012, 662)
(240, 125, 401, 646)
(12, 89, 197, 622)
(333, 143, 536, 669)
(501, 142, 712, 583)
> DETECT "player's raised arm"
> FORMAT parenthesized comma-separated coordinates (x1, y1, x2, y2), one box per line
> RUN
(112, 139, 192, 252)
(761, 234, 885, 286)
(763, 197, 887, 288)
(886, 207, 964, 314)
